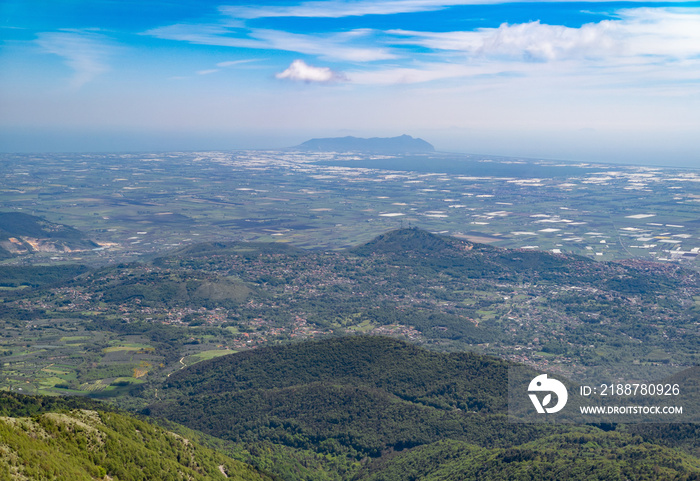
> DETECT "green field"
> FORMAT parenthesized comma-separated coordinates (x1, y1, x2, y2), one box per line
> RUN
(103, 343, 154, 353)
(186, 349, 238, 364)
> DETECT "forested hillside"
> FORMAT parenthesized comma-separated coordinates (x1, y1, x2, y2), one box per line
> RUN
(355, 433, 700, 481)
(148, 337, 700, 480)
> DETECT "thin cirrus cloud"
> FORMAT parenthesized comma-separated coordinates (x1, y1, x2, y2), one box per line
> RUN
(35, 30, 114, 88)
(219, 0, 468, 19)
(252, 28, 396, 61)
(197, 58, 265, 75)
(217, 59, 264, 67)
(275, 59, 346, 83)
(146, 24, 395, 62)
(219, 0, 697, 20)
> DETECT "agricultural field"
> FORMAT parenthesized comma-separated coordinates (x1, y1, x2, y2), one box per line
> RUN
(1, 150, 698, 266)
(0, 322, 152, 397)
(0, 304, 236, 400)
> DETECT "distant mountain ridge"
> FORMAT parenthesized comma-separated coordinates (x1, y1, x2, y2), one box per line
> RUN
(294, 134, 435, 153)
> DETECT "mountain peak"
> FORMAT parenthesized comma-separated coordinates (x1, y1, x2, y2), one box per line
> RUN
(294, 135, 434, 153)
(353, 228, 472, 256)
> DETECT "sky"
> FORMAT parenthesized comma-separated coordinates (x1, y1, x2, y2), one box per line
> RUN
(1, 0, 699, 166)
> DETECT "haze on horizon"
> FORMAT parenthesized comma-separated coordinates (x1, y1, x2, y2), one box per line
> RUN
(1, 0, 699, 168)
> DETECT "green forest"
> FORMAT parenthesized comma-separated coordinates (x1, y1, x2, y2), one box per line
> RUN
(148, 336, 700, 480)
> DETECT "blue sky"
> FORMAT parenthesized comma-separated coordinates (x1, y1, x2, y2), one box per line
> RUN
(1, 0, 699, 166)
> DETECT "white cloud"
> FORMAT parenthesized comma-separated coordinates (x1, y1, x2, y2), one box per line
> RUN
(390, 20, 620, 61)
(36, 30, 112, 88)
(197, 69, 219, 75)
(475, 21, 620, 61)
(389, 8, 700, 62)
(363, 7, 700, 85)
(276, 59, 346, 82)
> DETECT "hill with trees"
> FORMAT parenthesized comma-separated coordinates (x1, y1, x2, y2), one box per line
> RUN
(355, 433, 700, 481)
(148, 336, 700, 480)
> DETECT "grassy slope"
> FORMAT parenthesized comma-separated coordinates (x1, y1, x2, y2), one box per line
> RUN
(0, 393, 270, 481)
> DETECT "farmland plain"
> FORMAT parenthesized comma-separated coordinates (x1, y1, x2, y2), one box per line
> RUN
(1, 150, 698, 266)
